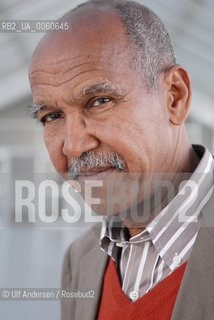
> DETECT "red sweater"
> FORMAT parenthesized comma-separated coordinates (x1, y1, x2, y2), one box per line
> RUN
(98, 258, 187, 320)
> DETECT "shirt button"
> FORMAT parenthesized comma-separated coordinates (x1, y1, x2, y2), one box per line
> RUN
(129, 290, 139, 301)
(116, 242, 125, 248)
(173, 253, 182, 265)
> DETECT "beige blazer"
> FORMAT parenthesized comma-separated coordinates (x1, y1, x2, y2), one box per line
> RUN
(61, 192, 214, 320)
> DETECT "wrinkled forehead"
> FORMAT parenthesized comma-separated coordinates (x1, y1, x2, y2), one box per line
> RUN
(29, 7, 131, 75)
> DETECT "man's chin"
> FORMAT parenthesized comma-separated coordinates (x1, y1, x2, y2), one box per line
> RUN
(85, 202, 154, 230)
(87, 203, 121, 216)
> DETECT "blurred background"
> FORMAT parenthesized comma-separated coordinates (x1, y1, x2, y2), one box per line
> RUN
(0, 0, 214, 319)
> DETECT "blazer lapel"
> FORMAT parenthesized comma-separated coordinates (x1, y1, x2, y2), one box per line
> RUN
(75, 245, 109, 320)
(172, 191, 214, 320)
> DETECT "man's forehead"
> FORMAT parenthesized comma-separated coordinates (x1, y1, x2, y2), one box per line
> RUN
(31, 6, 126, 61)
(29, 9, 132, 84)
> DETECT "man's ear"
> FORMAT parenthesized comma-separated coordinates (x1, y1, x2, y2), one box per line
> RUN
(163, 64, 192, 125)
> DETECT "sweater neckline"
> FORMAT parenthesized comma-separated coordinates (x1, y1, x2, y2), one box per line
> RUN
(106, 258, 187, 316)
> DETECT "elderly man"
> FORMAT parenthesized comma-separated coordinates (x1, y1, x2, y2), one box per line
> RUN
(29, 0, 214, 319)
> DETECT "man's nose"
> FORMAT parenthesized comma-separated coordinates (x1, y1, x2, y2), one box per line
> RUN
(62, 115, 99, 158)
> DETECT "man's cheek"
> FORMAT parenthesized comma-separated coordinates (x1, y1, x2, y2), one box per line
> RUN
(46, 142, 67, 174)
(52, 154, 67, 174)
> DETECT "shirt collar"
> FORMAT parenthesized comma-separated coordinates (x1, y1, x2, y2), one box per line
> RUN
(100, 145, 214, 268)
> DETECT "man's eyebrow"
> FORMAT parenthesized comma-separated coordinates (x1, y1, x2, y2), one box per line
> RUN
(76, 81, 126, 100)
(28, 103, 47, 120)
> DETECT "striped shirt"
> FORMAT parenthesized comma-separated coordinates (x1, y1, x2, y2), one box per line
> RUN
(100, 145, 214, 301)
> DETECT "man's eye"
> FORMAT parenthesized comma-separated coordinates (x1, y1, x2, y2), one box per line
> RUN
(40, 113, 62, 124)
(92, 97, 111, 107)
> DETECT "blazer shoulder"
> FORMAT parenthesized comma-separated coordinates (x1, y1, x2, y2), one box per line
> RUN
(67, 223, 102, 258)
(61, 223, 103, 287)
(62, 224, 102, 278)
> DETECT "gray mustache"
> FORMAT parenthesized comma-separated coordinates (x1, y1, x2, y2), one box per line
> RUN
(67, 151, 126, 179)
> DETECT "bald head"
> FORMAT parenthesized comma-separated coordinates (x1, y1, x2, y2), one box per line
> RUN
(31, 5, 127, 62)
(64, 0, 176, 89)
(29, 6, 134, 92)
(30, 0, 176, 91)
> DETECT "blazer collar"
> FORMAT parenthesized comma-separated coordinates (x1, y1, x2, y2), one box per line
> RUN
(75, 242, 109, 320)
